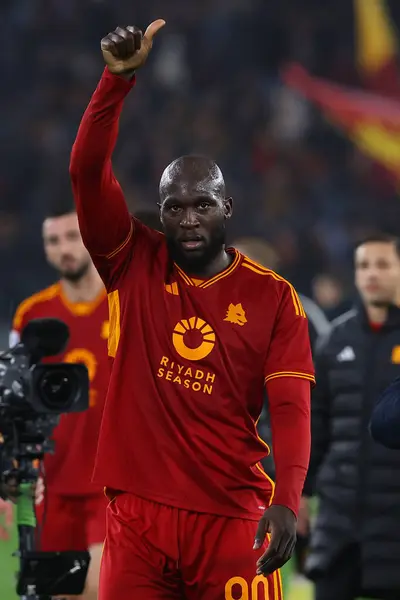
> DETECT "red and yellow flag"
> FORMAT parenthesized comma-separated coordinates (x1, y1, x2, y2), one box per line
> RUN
(355, 0, 399, 96)
(283, 65, 400, 179)
(282, 0, 400, 182)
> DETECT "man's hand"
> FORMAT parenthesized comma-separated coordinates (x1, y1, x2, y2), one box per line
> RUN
(296, 496, 310, 537)
(35, 476, 45, 506)
(253, 505, 297, 575)
(101, 20, 166, 76)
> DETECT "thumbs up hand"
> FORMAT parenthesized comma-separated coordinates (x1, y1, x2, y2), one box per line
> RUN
(101, 20, 166, 75)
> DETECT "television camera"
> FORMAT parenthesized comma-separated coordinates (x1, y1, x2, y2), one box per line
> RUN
(0, 318, 90, 599)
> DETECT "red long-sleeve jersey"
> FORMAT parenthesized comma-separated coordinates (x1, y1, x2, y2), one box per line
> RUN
(70, 68, 314, 518)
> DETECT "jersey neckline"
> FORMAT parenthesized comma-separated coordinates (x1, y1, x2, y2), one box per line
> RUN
(57, 282, 106, 316)
(174, 248, 241, 289)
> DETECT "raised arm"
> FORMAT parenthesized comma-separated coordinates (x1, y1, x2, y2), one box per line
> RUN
(69, 20, 165, 283)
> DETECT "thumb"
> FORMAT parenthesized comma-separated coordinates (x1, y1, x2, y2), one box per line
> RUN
(144, 19, 166, 42)
(253, 518, 268, 550)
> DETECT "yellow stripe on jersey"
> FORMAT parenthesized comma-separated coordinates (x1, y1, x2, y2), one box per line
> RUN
(106, 221, 133, 260)
(255, 462, 276, 504)
(254, 415, 271, 454)
(242, 258, 306, 318)
(12, 283, 60, 330)
(264, 371, 316, 385)
(175, 264, 195, 286)
(276, 569, 283, 600)
(107, 290, 121, 357)
(200, 251, 241, 288)
(175, 250, 241, 289)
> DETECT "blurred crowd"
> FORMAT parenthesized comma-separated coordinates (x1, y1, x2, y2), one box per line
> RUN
(2, 0, 400, 341)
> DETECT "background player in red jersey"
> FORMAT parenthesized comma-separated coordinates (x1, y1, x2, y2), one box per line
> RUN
(69, 20, 315, 600)
(10, 205, 110, 600)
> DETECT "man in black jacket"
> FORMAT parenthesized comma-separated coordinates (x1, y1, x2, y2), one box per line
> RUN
(302, 233, 400, 600)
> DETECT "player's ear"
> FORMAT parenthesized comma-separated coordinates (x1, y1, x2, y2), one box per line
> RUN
(157, 202, 164, 225)
(223, 197, 233, 220)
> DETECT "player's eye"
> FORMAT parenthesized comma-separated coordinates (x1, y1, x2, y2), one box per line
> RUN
(199, 201, 211, 210)
(46, 237, 59, 245)
(376, 260, 390, 269)
(169, 205, 181, 213)
(67, 231, 80, 241)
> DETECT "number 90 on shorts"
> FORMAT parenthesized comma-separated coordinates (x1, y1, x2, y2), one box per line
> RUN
(225, 572, 283, 600)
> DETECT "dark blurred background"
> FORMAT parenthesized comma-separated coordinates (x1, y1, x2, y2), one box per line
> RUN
(2, 0, 400, 343)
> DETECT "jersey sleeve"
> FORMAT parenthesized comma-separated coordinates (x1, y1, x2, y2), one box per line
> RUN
(264, 283, 315, 385)
(9, 302, 27, 347)
(264, 282, 314, 515)
(70, 68, 159, 291)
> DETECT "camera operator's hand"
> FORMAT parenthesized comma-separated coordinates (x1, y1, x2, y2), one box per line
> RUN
(35, 476, 44, 505)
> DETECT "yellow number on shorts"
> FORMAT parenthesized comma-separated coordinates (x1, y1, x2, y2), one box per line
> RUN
(225, 575, 272, 600)
(225, 577, 249, 600)
(251, 575, 269, 600)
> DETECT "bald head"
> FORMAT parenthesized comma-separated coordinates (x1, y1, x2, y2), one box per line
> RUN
(159, 155, 225, 201)
(158, 155, 233, 276)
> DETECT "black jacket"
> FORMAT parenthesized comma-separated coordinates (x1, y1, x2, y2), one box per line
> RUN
(300, 294, 331, 349)
(304, 304, 400, 592)
(370, 376, 400, 449)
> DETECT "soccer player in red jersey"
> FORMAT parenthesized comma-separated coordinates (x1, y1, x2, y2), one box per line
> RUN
(69, 21, 315, 600)
(10, 206, 110, 600)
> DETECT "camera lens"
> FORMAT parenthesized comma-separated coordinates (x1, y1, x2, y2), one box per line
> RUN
(37, 369, 78, 409)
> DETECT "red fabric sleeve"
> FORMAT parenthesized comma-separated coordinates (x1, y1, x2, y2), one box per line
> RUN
(263, 282, 314, 515)
(69, 68, 135, 286)
(266, 377, 311, 516)
(264, 283, 315, 384)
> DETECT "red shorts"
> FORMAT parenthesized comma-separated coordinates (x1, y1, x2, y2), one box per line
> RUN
(35, 492, 107, 551)
(100, 492, 283, 600)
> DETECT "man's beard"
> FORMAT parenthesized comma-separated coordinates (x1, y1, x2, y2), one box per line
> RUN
(166, 224, 226, 275)
(369, 299, 392, 308)
(59, 261, 90, 283)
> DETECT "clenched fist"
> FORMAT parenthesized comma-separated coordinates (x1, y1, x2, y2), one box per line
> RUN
(101, 20, 166, 76)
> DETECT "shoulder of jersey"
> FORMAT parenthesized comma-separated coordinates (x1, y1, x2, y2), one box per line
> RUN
(240, 254, 290, 290)
(13, 283, 61, 329)
(239, 254, 306, 317)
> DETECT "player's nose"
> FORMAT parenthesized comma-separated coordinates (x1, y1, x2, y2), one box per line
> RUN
(180, 208, 199, 228)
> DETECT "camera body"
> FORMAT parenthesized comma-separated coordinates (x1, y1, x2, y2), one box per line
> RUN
(0, 318, 89, 461)
(0, 348, 88, 415)
(0, 318, 91, 599)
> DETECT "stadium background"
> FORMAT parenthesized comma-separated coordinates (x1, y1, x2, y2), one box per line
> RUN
(1, 0, 400, 598)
